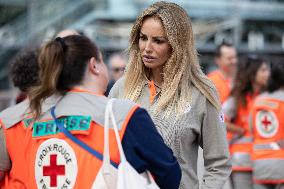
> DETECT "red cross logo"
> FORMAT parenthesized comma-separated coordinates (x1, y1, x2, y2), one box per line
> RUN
(261, 116, 272, 130)
(43, 154, 65, 187)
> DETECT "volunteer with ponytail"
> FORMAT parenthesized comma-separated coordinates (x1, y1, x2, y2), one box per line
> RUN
(0, 35, 181, 189)
(251, 62, 284, 189)
(109, 2, 231, 189)
(223, 55, 270, 189)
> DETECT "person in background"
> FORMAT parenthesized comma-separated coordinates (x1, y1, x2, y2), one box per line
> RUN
(105, 53, 127, 96)
(0, 35, 181, 189)
(10, 49, 40, 104)
(1, 49, 41, 181)
(251, 61, 284, 189)
(208, 41, 238, 104)
(109, 2, 231, 189)
(207, 42, 238, 188)
(9, 28, 82, 103)
(222, 55, 270, 189)
(8, 28, 78, 104)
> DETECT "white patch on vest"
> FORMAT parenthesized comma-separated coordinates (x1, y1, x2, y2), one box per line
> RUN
(256, 110, 279, 138)
(35, 138, 78, 189)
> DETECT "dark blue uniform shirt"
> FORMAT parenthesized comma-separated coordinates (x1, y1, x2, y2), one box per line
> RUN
(122, 108, 181, 189)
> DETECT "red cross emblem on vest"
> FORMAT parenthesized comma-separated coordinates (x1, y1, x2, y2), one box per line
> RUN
(261, 115, 272, 130)
(256, 110, 279, 138)
(35, 139, 78, 188)
(43, 154, 65, 187)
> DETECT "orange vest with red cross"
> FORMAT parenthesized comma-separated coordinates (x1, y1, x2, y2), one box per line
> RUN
(251, 90, 284, 184)
(230, 94, 255, 172)
(0, 89, 138, 189)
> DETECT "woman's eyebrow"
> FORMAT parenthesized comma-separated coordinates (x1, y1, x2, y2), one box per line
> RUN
(140, 32, 166, 39)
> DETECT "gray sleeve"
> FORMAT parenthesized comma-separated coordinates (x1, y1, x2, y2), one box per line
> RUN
(108, 77, 124, 98)
(0, 125, 11, 171)
(222, 97, 236, 121)
(201, 100, 232, 189)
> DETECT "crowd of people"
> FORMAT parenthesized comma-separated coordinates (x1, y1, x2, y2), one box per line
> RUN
(0, 1, 283, 189)
(208, 42, 284, 189)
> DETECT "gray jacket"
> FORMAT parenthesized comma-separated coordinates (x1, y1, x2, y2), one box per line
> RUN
(109, 77, 232, 189)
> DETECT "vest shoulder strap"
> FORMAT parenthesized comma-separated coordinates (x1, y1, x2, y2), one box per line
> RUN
(0, 100, 30, 129)
(0, 95, 61, 129)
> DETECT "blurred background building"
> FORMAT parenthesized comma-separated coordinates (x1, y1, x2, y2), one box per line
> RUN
(0, 0, 284, 109)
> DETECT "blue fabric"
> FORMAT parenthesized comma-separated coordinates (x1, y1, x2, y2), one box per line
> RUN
(50, 106, 118, 167)
(122, 108, 181, 189)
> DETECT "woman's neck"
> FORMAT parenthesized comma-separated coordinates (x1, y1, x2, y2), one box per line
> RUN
(220, 69, 233, 81)
(150, 67, 164, 87)
(253, 83, 261, 94)
(73, 83, 104, 95)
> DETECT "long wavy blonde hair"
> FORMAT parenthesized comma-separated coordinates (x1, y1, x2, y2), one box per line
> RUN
(124, 1, 220, 116)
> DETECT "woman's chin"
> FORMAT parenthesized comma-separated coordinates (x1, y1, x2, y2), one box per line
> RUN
(143, 62, 163, 69)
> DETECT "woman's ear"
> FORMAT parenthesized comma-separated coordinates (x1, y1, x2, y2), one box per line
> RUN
(89, 57, 100, 75)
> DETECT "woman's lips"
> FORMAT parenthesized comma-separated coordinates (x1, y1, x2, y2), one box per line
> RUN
(143, 55, 156, 63)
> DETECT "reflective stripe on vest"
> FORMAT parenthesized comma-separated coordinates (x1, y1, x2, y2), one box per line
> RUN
(231, 136, 253, 144)
(231, 136, 253, 170)
(254, 140, 284, 150)
(232, 152, 252, 171)
(253, 158, 284, 184)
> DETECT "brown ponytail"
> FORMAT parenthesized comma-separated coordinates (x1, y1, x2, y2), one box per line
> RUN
(29, 35, 100, 119)
(29, 39, 65, 119)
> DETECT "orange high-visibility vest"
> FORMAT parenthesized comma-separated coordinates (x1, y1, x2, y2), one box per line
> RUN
(208, 70, 234, 143)
(0, 90, 138, 189)
(251, 92, 284, 184)
(208, 70, 232, 104)
(230, 94, 255, 172)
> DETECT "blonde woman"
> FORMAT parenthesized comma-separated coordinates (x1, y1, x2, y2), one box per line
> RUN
(109, 1, 231, 189)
